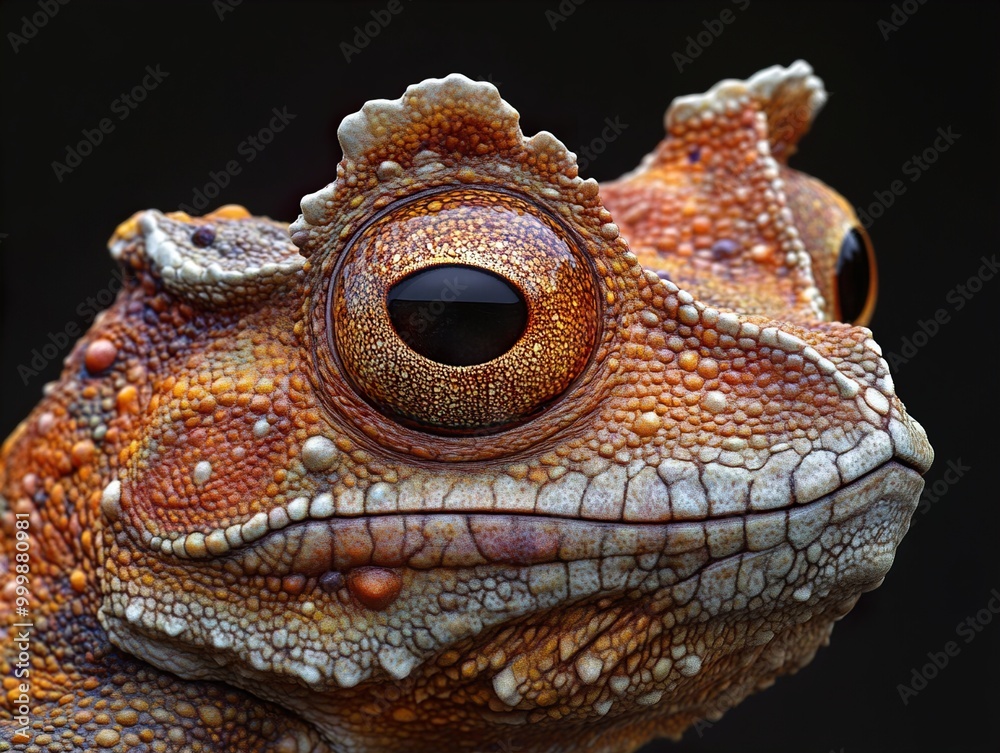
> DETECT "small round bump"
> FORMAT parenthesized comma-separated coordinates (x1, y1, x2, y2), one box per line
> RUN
(205, 530, 230, 556)
(678, 305, 700, 326)
(310, 493, 335, 518)
(287, 496, 309, 521)
(116, 385, 139, 414)
(268, 506, 290, 529)
(37, 411, 55, 433)
(632, 412, 662, 437)
(21, 474, 39, 496)
(301, 435, 338, 472)
(347, 567, 403, 611)
(184, 532, 207, 558)
(192, 461, 212, 486)
(70, 569, 87, 593)
(702, 391, 729, 414)
(94, 729, 121, 748)
(241, 511, 269, 541)
(224, 524, 244, 547)
(100, 480, 122, 520)
(70, 440, 95, 468)
(678, 351, 700, 372)
(84, 339, 118, 374)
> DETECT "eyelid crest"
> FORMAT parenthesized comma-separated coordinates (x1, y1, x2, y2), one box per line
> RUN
(666, 59, 826, 163)
(287, 73, 639, 296)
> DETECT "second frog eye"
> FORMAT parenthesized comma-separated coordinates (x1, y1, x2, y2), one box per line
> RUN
(329, 189, 600, 434)
(835, 226, 878, 325)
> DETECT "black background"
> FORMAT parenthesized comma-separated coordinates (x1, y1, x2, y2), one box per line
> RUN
(1, 1, 997, 751)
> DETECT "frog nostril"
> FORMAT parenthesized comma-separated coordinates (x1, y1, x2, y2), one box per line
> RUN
(387, 265, 528, 367)
(191, 226, 216, 247)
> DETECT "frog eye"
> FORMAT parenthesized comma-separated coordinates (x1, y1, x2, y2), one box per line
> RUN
(835, 226, 877, 325)
(330, 189, 599, 434)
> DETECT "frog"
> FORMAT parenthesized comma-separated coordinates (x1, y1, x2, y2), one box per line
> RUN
(0, 60, 932, 753)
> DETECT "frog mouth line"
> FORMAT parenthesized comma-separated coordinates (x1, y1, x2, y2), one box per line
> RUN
(127, 460, 922, 575)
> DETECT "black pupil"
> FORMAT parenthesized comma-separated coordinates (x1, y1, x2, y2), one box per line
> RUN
(387, 265, 528, 366)
(836, 228, 871, 323)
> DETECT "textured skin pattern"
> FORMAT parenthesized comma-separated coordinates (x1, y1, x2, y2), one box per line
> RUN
(1, 62, 932, 752)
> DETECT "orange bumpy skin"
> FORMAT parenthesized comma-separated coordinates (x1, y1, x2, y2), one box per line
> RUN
(1, 62, 932, 753)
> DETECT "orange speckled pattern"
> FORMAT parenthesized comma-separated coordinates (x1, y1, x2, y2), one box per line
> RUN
(1, 63, 932, 753)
